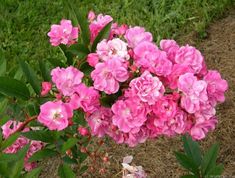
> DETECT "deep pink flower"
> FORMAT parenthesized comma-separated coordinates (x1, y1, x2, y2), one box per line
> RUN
(51, 66, 84, 96)
(78, 127, 89, 136)
(160, 39, 179, 62)
(38, 101, 73, 131)
(111, 24, 128, 36)
(124, 26, 153, 48)
(153, 95, 177, 120)
(47, 19, 78, 46)
(178, 73, 208, 113)
(69, 84, 100, 113)
(129, 71, 164, 105)
(112, 98, 147, 133)
(87, 107, 112, 137)
(190, 116, 217, 140)
(91, 58, 129, 94)
(96, 38, 129, 61)
(89, 14, 113, 42)
(41, 82, 52, 96)
(87, 53, 99, 67)
(175, 45, 204, 73)
(204, 70, 228, 106)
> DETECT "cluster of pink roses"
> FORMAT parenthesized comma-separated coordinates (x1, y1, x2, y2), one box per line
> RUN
(43, 11, 228, 147)
(1, 121, 43, 171)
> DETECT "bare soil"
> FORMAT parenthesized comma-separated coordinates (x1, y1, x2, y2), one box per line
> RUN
(40, 7, 235, 178)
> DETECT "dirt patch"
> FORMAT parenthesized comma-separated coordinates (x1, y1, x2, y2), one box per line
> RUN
(40, 7, 235, 178)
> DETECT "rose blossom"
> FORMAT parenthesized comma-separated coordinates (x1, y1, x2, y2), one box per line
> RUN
(178, 73, 208, 113)
(129, 71, 164, 105)
(112, 98, 147, 133)
(160, 39, 179, 62)
(87, 53, 99, 67)
(91, 57, 129, 94)
(87, 107, 112, 137)
(124, 26, 153, 48)
(41, 82, 52, 96)
(47, 19, 78, 46)
(38, 101, 73, 131)
(175, 45, 204, 73)
(51, 66, 84, 96)
(204, 70, 228, 106)
(96, 38, 129, 61)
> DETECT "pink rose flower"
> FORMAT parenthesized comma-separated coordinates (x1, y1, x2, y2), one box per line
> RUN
(41, 82, 52, 96)
(175, 45, 204, 73)
(87, 107, 112, 137)
(91, 58, 129, 94)
(96, 38, 129, 61)
(124, 26, 153, 48)
(38, 101, 73, 131)
(125, 127, 149, 147)
(89, 14, 113, 42)
(51, 66, 84, 96)
(69, 84, 100, 113)
(112, 98, 147, 133)
(160, 39, 179, 62)
(153, 95, 178, 120)
(129, 71, 164, 105)
(178, 73, 208, 113)
(88, 10, 96, 22)
(190, 116, 217, 140)
(204, 70, 228, 106)
(111, 24, 128, 36)
(47, 19, 78, 46)
(87, 53, 99, 67)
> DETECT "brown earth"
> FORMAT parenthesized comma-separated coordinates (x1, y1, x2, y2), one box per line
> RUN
(40, 7, 235, 178)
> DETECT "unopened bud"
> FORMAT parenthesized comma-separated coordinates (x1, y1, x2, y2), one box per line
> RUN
(78, 127, 89, 136)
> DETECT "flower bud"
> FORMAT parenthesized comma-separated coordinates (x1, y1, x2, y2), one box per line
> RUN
(78, 127, 89, 136)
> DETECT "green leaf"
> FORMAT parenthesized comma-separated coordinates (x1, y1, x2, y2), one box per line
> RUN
(67, 43, 89, 57)
(48, 58, 65, 68)
(0, 133, 20, 151)
(91, 22, 112, 52)
(58, 163, 76, 178)
(22, 130, 60, 143)
(19, 60, 41, 95)
(0, 58, 6, 76)
(29, 149, 58, 162)
(62, 155, 78, 164)
(79, 165, 88, 174)
(201, 143, 219, 175)
(0, 77, 30, 100)
(59, 45, 74, 66)
(174, 152, 200, 176)
(182, 135, 202, 166)
(23, 167, 41, 178)
(67, 3, 90, 46)
(0, 98, 8, 115)
(73, 110, 86, 126)
(0, 115, 9, 126)
(61, 138, 78, 153)
(206, 164, 224, 176)
(14, 67, 23, 80)
(39, 60, 51, 81)
(0, 162, 8, 177)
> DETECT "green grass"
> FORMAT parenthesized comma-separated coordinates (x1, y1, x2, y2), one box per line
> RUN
(0, 0, 234, 68)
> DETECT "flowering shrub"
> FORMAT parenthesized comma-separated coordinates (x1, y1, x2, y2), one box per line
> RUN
(0, 5, 228, 177)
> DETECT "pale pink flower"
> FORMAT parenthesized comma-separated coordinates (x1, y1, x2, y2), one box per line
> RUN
(38, 101, 73, 131)
(204, 70, 228, 106)
(190, 116, 217, 140)
(88, 11, 96, 22)
(178, 73, 208, 113)
(89, 14, 113, 42)
(51, 66, 84, 96)
(175, 45, 204, 73)
(195, 102, 216, 121)
(41, 82, 52, 96)
(129, 71, 164, 105)
(87, 53, 99, 67)
(69, 84, 100, 113)
(47, 19, 78, 46)
(124, 26, 153, 48)
(111, 24, 128, 36)
(96, 38, 129, 61)
(112, 98, 147, 133)
(160, 39, 179, 62)
(91, 58, 129, 94)
(125, 127, 149, 147)
(87, 107, 112, 137)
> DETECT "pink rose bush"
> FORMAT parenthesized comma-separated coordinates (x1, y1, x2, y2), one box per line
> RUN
(0, 9, 228, 176)
(44, 11, 229, 147)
